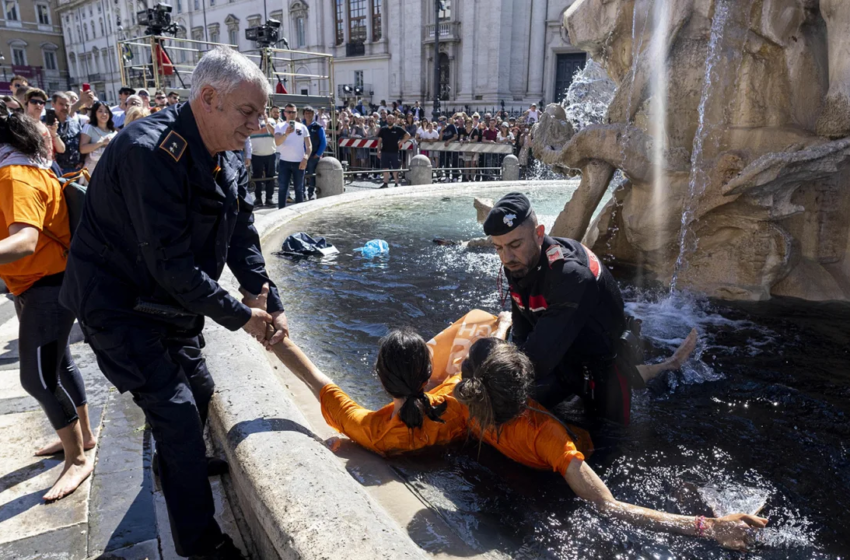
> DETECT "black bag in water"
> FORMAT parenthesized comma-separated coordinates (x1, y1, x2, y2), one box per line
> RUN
(278, 232, 339, 257)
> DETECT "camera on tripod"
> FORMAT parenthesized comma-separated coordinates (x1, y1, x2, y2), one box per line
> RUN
(137, 3, 178, 35)
(245, 19, 283, 47)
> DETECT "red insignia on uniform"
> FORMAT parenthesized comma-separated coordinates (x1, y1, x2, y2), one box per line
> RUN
(511, 291, 524, 309)
(546, 245, 565, 266)
(582, 244, 602, 279)
(528, 295, 548, 312)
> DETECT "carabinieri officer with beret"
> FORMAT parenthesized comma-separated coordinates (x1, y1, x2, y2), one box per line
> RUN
(483, 193, 643, 426)
(60, 48, 285, 559)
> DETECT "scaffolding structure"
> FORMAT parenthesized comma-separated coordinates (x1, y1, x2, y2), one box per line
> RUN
(116, 35, 337, 153)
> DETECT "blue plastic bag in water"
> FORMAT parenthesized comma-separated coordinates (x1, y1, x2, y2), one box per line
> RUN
(355, 239, 389, 258)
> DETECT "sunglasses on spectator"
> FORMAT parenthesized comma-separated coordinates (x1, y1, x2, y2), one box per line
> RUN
(284, 110, 297, 115)
(156, 96, 166, 100)
(29, 99, 46, 106)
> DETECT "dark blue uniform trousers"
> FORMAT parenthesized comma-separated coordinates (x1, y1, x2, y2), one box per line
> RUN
(85, 324, 221, 557)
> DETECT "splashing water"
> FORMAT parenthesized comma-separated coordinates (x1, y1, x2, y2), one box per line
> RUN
(561, 60, 615, 133)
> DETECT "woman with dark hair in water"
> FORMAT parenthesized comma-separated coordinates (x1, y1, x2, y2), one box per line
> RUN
(256, 303, 765, 550)
(0, 101, 96, 501)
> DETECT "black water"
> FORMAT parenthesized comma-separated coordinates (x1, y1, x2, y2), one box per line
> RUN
(267, 185, 850, 559)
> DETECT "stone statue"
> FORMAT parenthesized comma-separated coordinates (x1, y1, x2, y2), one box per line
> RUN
(534, 0, 850, 301)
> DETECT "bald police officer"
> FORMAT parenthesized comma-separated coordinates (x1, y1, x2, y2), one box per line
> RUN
(60, 48, 285, 559)
(484, 193, 642, 426)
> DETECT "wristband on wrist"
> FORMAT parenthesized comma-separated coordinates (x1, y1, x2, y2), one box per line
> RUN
(694, 516, 707, 538)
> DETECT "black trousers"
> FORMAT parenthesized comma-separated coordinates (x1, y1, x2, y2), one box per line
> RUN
(84, 323, 220, 557)
(250, 154, 277, 205)
(534, 357, 633, 426)
(15, 283, 86, 430)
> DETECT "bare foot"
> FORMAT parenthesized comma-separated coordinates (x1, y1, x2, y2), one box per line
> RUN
(35, 437, 97, 457)
(43, 458, 93, 502)
(669, 328, 699, 370)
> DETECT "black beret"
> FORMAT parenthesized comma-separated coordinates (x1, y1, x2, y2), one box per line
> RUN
(483, 193, 532, 236)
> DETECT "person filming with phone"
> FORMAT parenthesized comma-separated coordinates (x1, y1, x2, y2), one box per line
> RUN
(274, 103, 311, 208)
(52, 89, 95, 176)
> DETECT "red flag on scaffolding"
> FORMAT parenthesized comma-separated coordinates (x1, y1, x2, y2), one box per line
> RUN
(154, 43, 174, 76)
(276, 78, 287, 94)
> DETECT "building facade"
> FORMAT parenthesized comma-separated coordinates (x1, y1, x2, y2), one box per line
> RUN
(52, 0, 586, 112)
(0, 0, 69, 96)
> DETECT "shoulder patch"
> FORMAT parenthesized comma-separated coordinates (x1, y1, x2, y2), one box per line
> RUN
(159, 130, 187, 162)
(582, 244, 602, 279)
(546, 245, 565, 266)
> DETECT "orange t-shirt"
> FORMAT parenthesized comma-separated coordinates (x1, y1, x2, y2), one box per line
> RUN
(320, 309, 499, 456)
(476, 403, 592, 477)
(0, 165, 71, 295)
(320, 310, 593, 475)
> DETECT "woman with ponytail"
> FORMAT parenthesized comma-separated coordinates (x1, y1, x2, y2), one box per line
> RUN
(0, 101, 95, 502)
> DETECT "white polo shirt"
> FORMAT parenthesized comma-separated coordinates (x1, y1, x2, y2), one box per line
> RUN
(274, 120, 309, 162)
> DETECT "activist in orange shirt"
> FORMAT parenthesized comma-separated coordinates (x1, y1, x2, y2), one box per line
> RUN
(267, 309, 766, 549)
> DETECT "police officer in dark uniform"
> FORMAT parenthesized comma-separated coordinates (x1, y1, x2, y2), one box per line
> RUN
(60, 48, 286, 559)
(484, 193, 643, 425)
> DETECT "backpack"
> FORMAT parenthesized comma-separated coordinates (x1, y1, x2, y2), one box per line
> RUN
(40, 169, 89, 255)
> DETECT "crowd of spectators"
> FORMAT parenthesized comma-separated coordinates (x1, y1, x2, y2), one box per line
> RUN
(2, 74, 539, 200)
(335, 98, 541, 182)
(1, 78, 183, 180)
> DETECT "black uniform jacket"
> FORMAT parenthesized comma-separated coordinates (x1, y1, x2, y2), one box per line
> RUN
(507, 236, 626, 380)
(59, 103, 283, 333)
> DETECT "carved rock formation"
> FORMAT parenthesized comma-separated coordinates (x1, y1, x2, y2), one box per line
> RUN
(536, 0, 850, 301)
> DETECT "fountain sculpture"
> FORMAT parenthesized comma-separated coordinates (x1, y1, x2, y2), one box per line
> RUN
(534, 0, 850, 301)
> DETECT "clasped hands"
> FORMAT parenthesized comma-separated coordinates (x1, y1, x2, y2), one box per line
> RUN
(240, 283, 289, 350)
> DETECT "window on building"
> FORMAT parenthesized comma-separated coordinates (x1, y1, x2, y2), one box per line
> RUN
(194, 0, 199, 10)
(210, 0, 215, 6)
(334, 0, 344, 46)
(210, 30, 219, 43)
(37, 3, 51, 25)
(296, 17, 305, 48)
(177, 0, 182, 13)
(5, 1, 19, 21)
(44, 50, 57, 70)
(88, 4, 92, 16)
(348, 0, 366, 43)
(228, 28, 237, 46)
(11, 48, 25, 66)
(100, 18, 104, 36)
(84, 23, 90, 40)
(354, 70, 363, 88)
(438, 0, 451, 21)
(371, 0, 381, 41)
(77, 25, 81, 42)
(96, 3, 100, 13)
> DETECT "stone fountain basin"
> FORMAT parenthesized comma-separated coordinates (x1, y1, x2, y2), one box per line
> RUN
(203, 182, 564, 560)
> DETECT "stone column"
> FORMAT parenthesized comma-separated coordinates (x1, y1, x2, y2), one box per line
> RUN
(501, 154, 519, 181)
(527, 0, 547, 98)
(409, 155, 433, 185)
(316, 157, 344, 198)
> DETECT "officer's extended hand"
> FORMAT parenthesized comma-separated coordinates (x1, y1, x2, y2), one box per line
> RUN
(243, 307, 273, 342)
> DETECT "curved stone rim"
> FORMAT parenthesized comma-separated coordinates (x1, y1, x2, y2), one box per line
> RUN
(204, 180, 565, 559)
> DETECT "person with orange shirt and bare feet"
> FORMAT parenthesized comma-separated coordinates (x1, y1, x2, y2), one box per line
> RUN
(0, 101, 95, 501)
